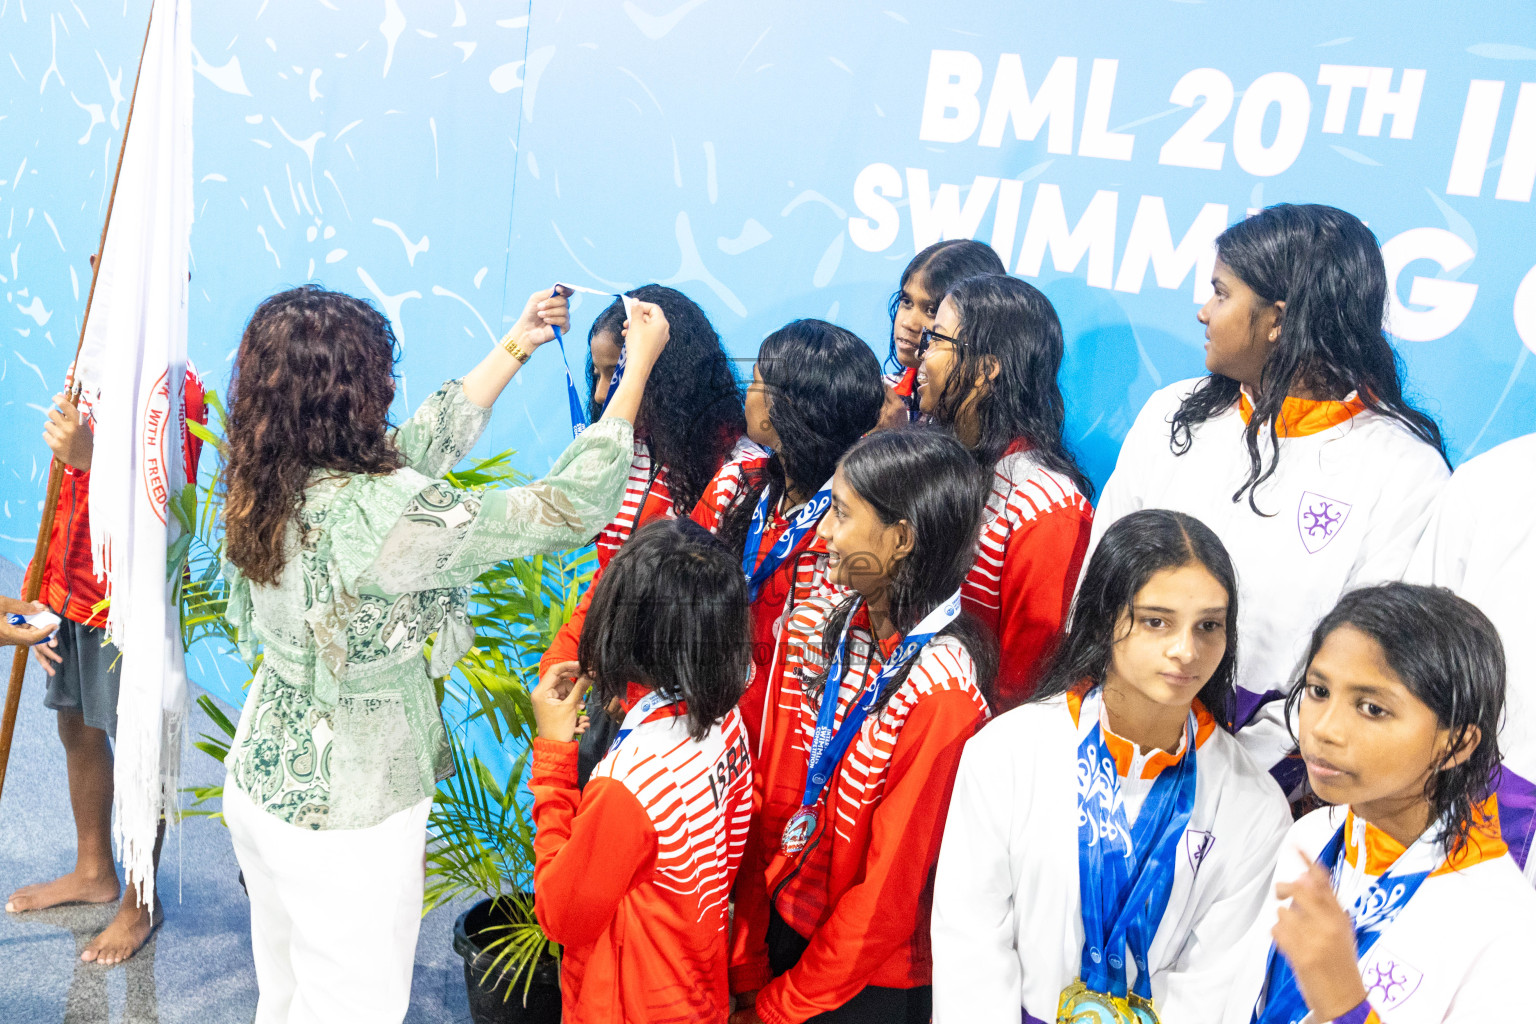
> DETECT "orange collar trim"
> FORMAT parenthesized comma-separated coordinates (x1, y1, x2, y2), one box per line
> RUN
(1237, 389, 1368, 438)
(1066, 681, 1216, 779)
(1343, 799, 1508, 877)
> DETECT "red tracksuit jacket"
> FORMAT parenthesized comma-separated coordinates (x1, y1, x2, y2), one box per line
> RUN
(729, 597, 989, 1023)
(531, 696, 754, 1023)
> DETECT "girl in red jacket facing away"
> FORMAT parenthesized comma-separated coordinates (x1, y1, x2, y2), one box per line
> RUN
(530, 517, 755, 1024)
(878, 239, 1005, 429)
(698, 320, 885, 745)
(918, 274, 1094, 713)
(730, 427, 996, 1024)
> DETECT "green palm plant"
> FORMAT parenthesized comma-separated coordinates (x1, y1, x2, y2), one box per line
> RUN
(170, 396, 595, 999)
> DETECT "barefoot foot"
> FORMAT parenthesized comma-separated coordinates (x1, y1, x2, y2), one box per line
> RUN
(6, 870, 120, 913)
(80, 900, 156, 965)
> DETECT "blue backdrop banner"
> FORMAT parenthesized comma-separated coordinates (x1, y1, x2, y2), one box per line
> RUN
(3, 1, 1535, 712)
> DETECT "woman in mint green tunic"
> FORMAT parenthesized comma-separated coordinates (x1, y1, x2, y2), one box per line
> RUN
(217, 283, 671, 1024)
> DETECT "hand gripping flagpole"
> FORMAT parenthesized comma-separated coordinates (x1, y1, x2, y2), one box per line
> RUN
(0, 10, 156, 806)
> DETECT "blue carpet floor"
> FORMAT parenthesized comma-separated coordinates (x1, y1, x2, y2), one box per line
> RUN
(0, 557, 474, 1023)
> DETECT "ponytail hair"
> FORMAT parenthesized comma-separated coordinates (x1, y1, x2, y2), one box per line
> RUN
(1170, 204, 1447, 513)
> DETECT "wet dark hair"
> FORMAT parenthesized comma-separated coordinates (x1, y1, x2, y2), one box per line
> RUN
(1170, 204, 1448, 513)
(1034, 509, 1239, 729)
(578, 517, 750, 740)
(812, 426, 999, 711)
(716, 319, 884, 551)
(225, 286, 404, 585)
(886, 239, 1006, 372)
(586, 285, 745, 515)
(930, 274, 1094, 498)
(1285, 582, 1505, 852)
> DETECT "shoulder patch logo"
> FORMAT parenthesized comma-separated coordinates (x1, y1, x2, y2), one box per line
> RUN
(1185, 830, 1216, 874)
(1297, 491, 1352, 554)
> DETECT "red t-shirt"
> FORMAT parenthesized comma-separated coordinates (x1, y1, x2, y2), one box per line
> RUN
(31, 368, 207, 626)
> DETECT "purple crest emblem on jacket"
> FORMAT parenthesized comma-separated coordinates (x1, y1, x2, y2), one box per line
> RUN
(1297, 491, 1352, 554)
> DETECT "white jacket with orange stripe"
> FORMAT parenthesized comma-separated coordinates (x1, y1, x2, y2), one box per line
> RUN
(1087, 380, 1449, 771)
(931, 685, 1290, 1024)
(1219, 805, 1536, 1024)
(1409, 431, 1536, 884)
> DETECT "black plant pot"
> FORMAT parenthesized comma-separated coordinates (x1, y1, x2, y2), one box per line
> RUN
(453, 898, 562, 1024)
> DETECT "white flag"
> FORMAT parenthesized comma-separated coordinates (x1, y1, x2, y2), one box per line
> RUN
(73, 0, 194, 910)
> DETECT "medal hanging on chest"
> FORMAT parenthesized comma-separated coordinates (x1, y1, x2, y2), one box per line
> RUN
(1060, 690, 1200, 1024)
(778, 591, 963, 856)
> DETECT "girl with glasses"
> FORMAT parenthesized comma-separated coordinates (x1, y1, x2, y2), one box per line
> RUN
(1086, 204, 1450, 776)
(917, 273, 1095, 712)
(878, 240, 1005, 429)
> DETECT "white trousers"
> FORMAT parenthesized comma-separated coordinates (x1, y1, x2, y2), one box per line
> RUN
(224, 782, 433, 1024)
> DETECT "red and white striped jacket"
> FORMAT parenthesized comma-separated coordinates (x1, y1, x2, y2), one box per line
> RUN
(730, 596, 989, 1023)
(963, 441, 1093, 713)
(532, 698, 754, 1023)
(592, 439, 677, 568)
(689, 462, 848, 749)
(539, 437, 766, 672)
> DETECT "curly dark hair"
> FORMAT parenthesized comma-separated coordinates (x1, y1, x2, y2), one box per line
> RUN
(586, 285, 745, 515)
(223, 286, 404, 585)
(929, 274, 1094, 499)
(1285, 583, 1506, 854)
(715, 320, 884, 552)
(1169, 204, 1448, 514)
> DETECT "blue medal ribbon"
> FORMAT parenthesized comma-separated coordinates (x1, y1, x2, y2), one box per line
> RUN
(546, 285, 635, 437)
(1075, 690, 1200, 1005)
(741, 478, 833, 604)
(785, 591, 963, 845)
(1250, 816, 1438, 1024)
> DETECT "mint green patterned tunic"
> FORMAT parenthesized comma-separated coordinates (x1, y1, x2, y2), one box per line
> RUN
(224, 380, 632, 830)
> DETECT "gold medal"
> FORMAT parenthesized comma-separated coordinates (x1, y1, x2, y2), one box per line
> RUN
(1057, 979, 1137, 1024)
(1125, 992, 1160, 1024)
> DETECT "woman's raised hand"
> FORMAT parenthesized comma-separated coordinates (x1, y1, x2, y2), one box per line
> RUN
(620, 300, 670, 369)
(508, 286, 572, 351)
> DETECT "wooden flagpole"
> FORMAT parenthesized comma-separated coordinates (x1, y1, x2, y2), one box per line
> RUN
(0, 8, 158, 805)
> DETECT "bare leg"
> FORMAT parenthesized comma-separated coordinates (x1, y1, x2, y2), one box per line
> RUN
(81, 817, 164, 965)
(6, 710, 120, 913)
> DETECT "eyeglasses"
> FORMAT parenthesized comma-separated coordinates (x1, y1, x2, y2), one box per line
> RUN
(917, 326, 962, 359)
